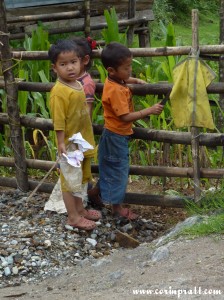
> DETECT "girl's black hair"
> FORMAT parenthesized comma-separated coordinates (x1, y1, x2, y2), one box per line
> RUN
(71, 36, 93, 70)
(101, 42, 132, 70)
(48, 39, 81, 64)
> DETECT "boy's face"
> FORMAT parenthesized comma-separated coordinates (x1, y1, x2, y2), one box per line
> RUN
(108, 56, 132, 82)
(52, 51, 81, 83)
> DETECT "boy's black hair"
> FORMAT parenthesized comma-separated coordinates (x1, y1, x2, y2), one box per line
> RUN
(48, 39, 81, 64)
(101, 42, 132, 70)
(71, 36, 93, 70)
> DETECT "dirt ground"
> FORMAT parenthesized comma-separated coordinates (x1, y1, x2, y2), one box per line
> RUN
(1, 235, 224, 300)
(1, 180, 224, 300)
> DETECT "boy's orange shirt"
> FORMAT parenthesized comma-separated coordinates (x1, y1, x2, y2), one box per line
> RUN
(102, 78, 134, 135)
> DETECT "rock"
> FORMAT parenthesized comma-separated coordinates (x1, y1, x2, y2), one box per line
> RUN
(121, 223, 133, 232)
(155, 216, 203, 247)
(86, 238, 97, 247)
(151, 245, 170, 261)
(12, 266, 19, 275)
(64, 224, 75, 231)
(109, 270, 125, 280)
(44, 240, 51, 248)
(4, 266, 11, 276)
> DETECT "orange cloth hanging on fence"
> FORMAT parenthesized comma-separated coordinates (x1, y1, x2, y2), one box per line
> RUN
(170, 56, 216, 130)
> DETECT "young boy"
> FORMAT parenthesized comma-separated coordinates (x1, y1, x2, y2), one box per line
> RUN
(99, 42, 164, 220)
(48, 39, 101, 230)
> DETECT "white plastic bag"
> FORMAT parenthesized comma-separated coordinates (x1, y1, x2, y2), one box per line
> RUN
(58, 132, 94, 193)
(59, 152, 82, 193)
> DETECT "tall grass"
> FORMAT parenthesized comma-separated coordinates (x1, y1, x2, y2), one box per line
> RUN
(185, 188, 224, 216)
(181, 188, 224, 236)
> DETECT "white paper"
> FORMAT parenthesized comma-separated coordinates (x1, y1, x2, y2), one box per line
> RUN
(68, 132, 94, 152)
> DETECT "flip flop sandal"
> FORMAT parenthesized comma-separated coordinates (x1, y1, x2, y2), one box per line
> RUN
(83, 209, 102, 221)
(67, 216, 96, 231)
(113, 208, 139, 221)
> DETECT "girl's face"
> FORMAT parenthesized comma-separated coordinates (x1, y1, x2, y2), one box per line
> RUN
(108, 56, 132, 82)
(53, 51, 81, 84)
(79, 55, 90, 76)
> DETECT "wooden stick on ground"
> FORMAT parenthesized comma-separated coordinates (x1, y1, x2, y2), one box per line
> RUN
(26, 158, 59, 202)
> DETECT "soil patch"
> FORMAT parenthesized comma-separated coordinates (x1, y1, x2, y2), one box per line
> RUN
(1, 235, 224, 300)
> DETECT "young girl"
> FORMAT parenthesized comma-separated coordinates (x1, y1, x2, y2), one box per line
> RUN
(73, 36, 96, 119)
(71, 36, 104, 208)
(48, 39, 101, 230)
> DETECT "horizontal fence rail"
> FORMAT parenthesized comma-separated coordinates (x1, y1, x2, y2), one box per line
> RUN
(7, 45, 224, 59)
(0, 113, 223, 146)
(1, 80, 224, 96)
(0, 157, 224, 179)
(9, 16, 153, 40)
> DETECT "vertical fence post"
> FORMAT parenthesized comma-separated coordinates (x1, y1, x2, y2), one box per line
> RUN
(138, 23, 150, 48)
(191, 9, 201, 202)
(127, 0, 136, 47)
(0, 0, 29, 191)
(84, 0, 90, 37)
(162, 142, 170, 188)
(219, 0, 224, 129)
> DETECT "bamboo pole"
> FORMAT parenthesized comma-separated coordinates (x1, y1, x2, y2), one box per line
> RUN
(191, 9, 201, 202)
(84, 0, 90, 37)
(6, 44, 224, 60)
(7, 11, 81, 24)
(0, 176, 53, 193)
(0, 175, 188, 207)
(138, 24, 150, 48)
(9, 16, 153, 40)
(0, 157, 223, 179)
(162, 143, 170, 187)
(123, 193, 190, 208)
(0, 0, 28, 192)
(0, 113, 223, 146)
(127, 0, 136, 46)
(219, 0, 224, 131)
(1, 80, 224, 96)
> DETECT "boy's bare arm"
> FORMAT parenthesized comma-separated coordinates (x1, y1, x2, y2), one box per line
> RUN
(126, 77, 146, 84)
(119, 103, 164, 122)
(56, 130, 66, 155)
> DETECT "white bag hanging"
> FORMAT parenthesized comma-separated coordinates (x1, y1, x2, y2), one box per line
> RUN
(59, 150, 83, 193)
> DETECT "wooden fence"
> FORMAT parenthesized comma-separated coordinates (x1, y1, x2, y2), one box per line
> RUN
(6, 0, 154, 47)
(0, 5, 224, 208)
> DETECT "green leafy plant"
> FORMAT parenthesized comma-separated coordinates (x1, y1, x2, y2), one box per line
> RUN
(17, 25, 51, 119)
(13, 25, 53, 159)
(101, 7, 127, 44)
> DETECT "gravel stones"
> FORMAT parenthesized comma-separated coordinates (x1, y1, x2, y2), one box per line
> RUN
(0, 189, 166, 288)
